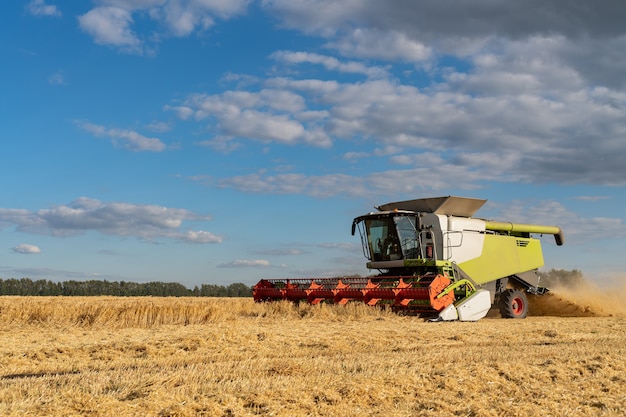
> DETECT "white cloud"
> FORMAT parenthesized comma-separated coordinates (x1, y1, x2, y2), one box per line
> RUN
(108, 128, 167, 152)
(172, 89, 332, 148)
(264, 0, 626, 88)
(261, 0, 360, 37)
(177, 60, 626, 186)
(269, 71, 626, 185)
(165, 105, 194, 120)
(12, 244, 41, 254)
(495, 200, 626, 244)
(325, 28, 431, 62)
(216, 151, 528, 198)
(271, 50, 388, 78)
(79, 0, 250, 53)
(216, 172, 366, 197)
(225, 111, 305, 143)
(48, 72, 66, 85)
(78, 7, 142, 53)
(76, 121, 167, 152)
(145, 121, 171, 132)
(28, 0, 61, 17)
(195, 137, 242, 153)
(157, 0, 250, 33)
(264, 0, 626, 45)
(317, 242, 360, 251)
(254, 248, 307, 256)
(0, 198, 222, 244)
(217, 259, 272, 268)
(0, 208, 46, 230)
(181, 230, 223, 244)
(571, 196, 611, 202)
(151, 2, 213, 37)
(87, 0, 626, 189)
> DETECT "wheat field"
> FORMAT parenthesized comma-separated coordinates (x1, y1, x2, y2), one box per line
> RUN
(0, 288, 624, 416)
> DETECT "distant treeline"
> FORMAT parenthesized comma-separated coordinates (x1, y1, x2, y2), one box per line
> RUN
(0, 278, 252, 297)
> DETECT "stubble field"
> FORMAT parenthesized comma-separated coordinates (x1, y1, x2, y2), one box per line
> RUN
(0, 285, 624, 416)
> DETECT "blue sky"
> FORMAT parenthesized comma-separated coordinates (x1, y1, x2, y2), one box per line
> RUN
(1, 0, 626, 288)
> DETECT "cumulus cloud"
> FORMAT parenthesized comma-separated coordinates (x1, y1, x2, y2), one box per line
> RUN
(170, 89, 332, 148)
(92, 0, 626, 191)
(217, 259, 273, 268)
(271, 51, 388, 78)
(78, 0, 250, 53)
(12, 244, 41, 254)
(325, 28, 431, 62)
(261, 0, 626, 89)
(495, 200, 626, 244)
(0, 198, 222, 244)
(263, 0, 626, 52)
(78, 7, 142, 54)
(146, 0, 251, 37)
(217, 172, 367, 197)
(28, 0, 61, 17)
(76, 121, 167, 152)
(215, 157, 498, 198)
(207, 68, 626, 188)
(181, 230, 223, 244)
(179, 69, 626, 191)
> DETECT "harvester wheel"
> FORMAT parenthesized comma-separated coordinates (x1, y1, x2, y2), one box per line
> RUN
(500, 289, 528, 319)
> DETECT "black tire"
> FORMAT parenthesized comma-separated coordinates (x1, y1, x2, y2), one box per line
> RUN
(500, 289, 528, 319)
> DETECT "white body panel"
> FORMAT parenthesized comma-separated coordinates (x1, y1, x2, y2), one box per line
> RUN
(456, 289, 491, 321)
(420, 214, 486, 263)
(438, 304, 459, 321)
(445, 216, 486, 263)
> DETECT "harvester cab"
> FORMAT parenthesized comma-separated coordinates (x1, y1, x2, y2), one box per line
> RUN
(351, 209, 451, 270)
(254, 196, 564, 321)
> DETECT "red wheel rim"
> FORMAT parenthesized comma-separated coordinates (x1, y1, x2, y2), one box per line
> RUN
(512, 297, 524, 316)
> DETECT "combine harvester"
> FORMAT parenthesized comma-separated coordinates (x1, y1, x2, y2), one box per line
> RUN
(253, 196, 564, 321)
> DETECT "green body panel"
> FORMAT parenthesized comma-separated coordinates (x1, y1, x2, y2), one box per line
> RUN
(365, 259, 452, 269)
(457, 235, 544, 285)
(484, 221, 560, 235)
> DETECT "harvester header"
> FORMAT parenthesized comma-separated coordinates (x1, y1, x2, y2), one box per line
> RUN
(253, 196, 564, 321)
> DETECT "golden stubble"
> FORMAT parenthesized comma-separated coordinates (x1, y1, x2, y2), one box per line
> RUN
(0, 296, 624, 416)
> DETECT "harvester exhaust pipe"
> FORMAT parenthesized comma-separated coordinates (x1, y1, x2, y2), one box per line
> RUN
(484, 221, 564, 246)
